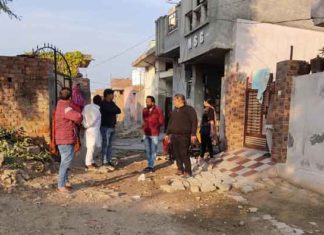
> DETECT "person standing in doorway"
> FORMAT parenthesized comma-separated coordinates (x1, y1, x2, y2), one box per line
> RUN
(198, 99, 216, 161)
(199, 113, 214, 161)
(203, 99, 217, 145)
(165, 94, 198, 177)
(142, 96, 164, 173)
(54, 88, 82, 193)
(100, 89, 121, 169)
(82, 95, 102, 170)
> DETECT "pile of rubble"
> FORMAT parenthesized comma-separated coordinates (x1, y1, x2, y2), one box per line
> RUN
(160, 158, 270, 194)
(0, 151, 58, 189)
(0, 128, 58, 189)
(0, 169, 31, 187)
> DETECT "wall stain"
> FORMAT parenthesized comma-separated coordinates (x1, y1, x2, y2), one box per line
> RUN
(316, 163, 324, 171)
(310, 133, 324, 146)
(319, 85, 324, 98)
(300, 159, 310, 168)
(288, 132, 294, 148)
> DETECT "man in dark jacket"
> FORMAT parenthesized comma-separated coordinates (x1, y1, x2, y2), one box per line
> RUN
(142, 96, 164, 173)
(165, 94, 198, 177)
(100, 89, 121, 168)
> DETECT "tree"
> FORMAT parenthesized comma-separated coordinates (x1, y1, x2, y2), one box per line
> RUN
(37, 51, 90, 78)
(0, 0, 19, 19)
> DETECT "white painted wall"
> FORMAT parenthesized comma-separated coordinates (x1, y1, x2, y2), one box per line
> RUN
(143, 65, 158, 104)
(277, 72, 324, 195)
(233, 19, 324, 75)
(132, 68, 144, 86)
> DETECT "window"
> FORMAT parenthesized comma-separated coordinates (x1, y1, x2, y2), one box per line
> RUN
(168, 11, 177, 32)
(196, 9, 201, 26)
(185, 65, 193, 99)
(186, 13, 193, 32)
(202, 1, 208, 20)
(191, 0, 208, 31)
(185, 65, 192, 79)
(186, 80, 192, 99)
(165, 62, 173, 71)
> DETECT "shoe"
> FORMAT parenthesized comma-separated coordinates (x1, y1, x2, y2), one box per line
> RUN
(176, 170, 184, 176)
(65, 183, 73, 189)
(85, 165, 97, 171)
(182, 173, 192, 179)
(106, 162, 115, 167)
(143, 167, 155, 173)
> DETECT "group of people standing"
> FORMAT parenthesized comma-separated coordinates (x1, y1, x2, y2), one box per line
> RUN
(53, 86, 121, 193)
(53, 85, 217, 193)
(141, 94, 218, 177)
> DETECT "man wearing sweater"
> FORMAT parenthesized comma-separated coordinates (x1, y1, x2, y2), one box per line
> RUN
(142, 96, 164, 173)
(54, 88, 82, 193)
(165, 94, 198, 177)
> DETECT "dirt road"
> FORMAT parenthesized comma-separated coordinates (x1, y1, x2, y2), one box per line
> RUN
(0, 138, 324, 235)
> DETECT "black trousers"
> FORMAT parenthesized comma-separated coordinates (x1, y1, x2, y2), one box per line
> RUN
(200, 134, 213, 158)
(171, 135, 191, 175)
(168, 143, 175, 161)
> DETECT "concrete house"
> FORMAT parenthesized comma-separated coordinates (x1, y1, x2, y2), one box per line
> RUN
(155, 0, 324, 154)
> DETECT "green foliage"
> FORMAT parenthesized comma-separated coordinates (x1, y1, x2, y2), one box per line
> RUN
(0, 128, 52, 169)
(0, 0, 19, 19)
(38, 51, 87, 78)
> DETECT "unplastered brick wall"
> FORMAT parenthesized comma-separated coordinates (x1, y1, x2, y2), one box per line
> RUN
(270, 60, 308, 163)
(0, 56, 54, 142)
(224, 73, 246, 150)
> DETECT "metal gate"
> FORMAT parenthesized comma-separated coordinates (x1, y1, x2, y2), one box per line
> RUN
(32, 43, 72, 104)
(244, 75, 275, 150)
(244, 87, 267, 150)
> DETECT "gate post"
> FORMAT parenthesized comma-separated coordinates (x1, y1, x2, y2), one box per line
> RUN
(270, 60, 309, 163)
(223, 72, 247, 150)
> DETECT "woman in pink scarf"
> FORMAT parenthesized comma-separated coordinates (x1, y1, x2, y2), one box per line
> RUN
(72, 83, 86, 113)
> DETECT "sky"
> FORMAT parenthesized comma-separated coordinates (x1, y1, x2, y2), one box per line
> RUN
(0, 0, 172, 90)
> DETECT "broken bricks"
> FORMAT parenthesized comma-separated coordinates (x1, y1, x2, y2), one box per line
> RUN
(0, 169, 31, 187)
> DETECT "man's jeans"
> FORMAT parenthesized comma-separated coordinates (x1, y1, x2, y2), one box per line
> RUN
(57, 144, 74, 188)
(101, 127, 115, 164)
(144, 135, 158, 168)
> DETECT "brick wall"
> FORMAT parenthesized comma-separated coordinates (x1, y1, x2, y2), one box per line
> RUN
(224, 73, 246, 150)
(0, 56, 54, 142)
(270, 60, 309, 163)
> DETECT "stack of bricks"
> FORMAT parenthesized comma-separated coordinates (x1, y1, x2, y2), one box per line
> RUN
(270, 60, 308, 163)
(0, 56, 54, 142)
(224, 73, 246, 150)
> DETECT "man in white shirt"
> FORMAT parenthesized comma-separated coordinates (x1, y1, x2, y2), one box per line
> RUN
(82, 95, 102, 170)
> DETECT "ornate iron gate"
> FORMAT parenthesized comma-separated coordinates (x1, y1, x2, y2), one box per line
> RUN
(32, 43, 72, 104)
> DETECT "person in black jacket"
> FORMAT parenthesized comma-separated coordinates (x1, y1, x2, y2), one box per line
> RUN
(165, 94, 198, 177)
(100, 89, 121, 168)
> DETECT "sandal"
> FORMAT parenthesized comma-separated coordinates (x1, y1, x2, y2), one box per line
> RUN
(57, 187, 71, 193)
